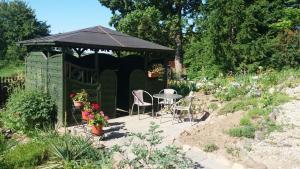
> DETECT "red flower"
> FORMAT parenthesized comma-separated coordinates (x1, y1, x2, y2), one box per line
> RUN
(69, 93, 76, 98)
(92, 103, 100, 110)
(104, 116, 109, 121)
(83, 111, 90, 116)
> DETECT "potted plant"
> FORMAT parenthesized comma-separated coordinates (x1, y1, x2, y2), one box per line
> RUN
(81, 102, 92, 121)
(69, 89, 88, 109)
(88, 110, 109, 136)
(148, 64, 164, 78)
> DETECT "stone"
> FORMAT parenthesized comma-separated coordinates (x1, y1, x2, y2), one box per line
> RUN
(232, 163, 245, 169)
(255, 131, 265, 141)
(182, 144, 191, 151)
(268, 87, 275, 94)
(112, 152, 125, 169)
(269, 108, 280, 122)
(4, 129, 13, 139)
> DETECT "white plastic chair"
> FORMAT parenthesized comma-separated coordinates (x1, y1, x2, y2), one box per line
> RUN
(158, 89, 177, 109)
(130, 90, 154, 119)
(171, 92, 194, 125)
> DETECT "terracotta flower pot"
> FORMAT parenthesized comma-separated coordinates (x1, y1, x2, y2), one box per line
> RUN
(148, 71, 159, 78)
(73, 101, 83, 109)
(81, 111, 89, 121)
(91, 125, 103, 136)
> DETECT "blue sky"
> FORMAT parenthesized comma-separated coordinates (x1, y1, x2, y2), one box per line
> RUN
(23, 0, 113, 34)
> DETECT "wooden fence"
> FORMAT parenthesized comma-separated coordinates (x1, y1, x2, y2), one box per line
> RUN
(0, 76, 24, 107)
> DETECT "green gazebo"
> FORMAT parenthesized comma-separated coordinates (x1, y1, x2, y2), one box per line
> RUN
(18, 25, 174, 126)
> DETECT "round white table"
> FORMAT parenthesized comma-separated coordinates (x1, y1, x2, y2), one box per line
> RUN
(153, 93, 182, 100)
(153, 93, 182, 120)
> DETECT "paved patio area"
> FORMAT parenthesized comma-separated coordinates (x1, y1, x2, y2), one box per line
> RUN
(65, 113, 198, 147)
(61, 112, 238, 169)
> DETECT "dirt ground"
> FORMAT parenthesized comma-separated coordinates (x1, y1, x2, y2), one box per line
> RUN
(180, 87, 300, 169)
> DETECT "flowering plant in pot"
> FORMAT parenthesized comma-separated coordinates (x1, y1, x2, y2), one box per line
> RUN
(81, 102, 101, 121)
(81, 102, 92, 121)
(88, 110, 109, 136)
(69, 89, 88, 109)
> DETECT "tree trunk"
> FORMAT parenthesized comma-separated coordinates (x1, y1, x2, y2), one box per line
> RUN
(174, 5, 183, 78)
(175, 33, 183, 77)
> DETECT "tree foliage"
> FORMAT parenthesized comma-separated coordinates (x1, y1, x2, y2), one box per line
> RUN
(0, 0, 49, 61)
(185, 0, 300, 78)
(99, 0, 203, 73)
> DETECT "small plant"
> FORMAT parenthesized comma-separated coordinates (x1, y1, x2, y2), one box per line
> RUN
(168, 80, 197, 96)
(3, 142, 48, 168)
(1, 88, 56, 132)
(225, 146, 240, 157)
(88, 110, 109, 126)
(83, 102, 109, 136)
(69, 89, 88, 102)
(118, 122, 193, 169)
(219, 97, 258, 115)
(203, 143, 219, 152)
(31, 133, 113, 168)
(240, 116, 252, 126)
(208, 103, 219, 111)
(228, 125, 256, 138)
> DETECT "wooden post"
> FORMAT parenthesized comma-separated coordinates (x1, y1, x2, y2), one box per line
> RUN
(46, 48, 50, 93)
(62, 47, 67, 127)
(94, 49, 101, 104)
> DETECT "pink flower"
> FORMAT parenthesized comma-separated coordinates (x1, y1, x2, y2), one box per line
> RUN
(99, 111, 104, 116)
(104, 116, 109, 121)
(89, 114, 94, 120)
(92, 103, 100, 110)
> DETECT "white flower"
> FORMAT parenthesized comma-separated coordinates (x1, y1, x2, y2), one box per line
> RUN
(231, 82, 241, 88)
(252, 76, 259, 80)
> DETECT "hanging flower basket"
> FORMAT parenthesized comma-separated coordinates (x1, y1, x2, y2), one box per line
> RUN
(91, 125, 103, 136)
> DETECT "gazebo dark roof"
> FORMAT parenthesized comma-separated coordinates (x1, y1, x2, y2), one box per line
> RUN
(18, 25, 174, 53)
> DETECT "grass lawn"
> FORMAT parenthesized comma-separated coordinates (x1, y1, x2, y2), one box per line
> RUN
(0, 61, 24, 76)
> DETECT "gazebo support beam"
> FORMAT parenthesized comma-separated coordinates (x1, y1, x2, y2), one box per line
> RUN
(73, 48, 87, 57)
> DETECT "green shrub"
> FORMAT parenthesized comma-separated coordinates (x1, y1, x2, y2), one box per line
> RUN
(260, 71, 279, 88)
(270, 93, 290, 106)
(3, 142, 48, 168)
(203, 143, 219, 152)
(0, 133, 5, 153)
(2, 88, 56, 132)
(219, 97, 259, 115)
(49, 134, 112, 168)
(247, 107, 271, 119)
(228, 126, 256, 138)
(240, 116, 252, 126)
(168, 80, 197, 96)
(119, 122, 193, 168)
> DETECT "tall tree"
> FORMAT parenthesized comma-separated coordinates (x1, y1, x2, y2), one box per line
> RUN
(0, 0, 49, 61)
(185, 0, 300, 78)
(99, 0, 202, 76)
